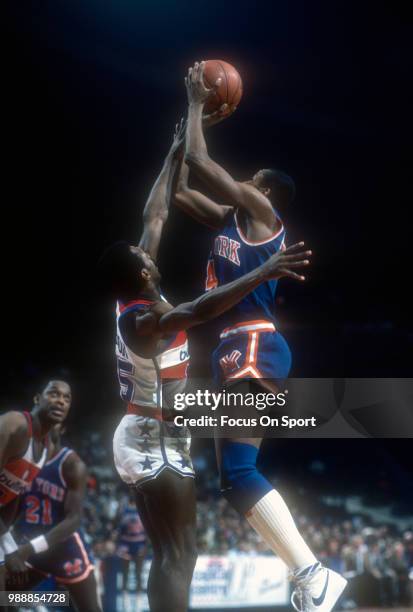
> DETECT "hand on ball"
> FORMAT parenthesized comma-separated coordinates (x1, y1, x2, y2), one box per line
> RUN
(185, 61, 221, 106)
(203, 103, 233, 128)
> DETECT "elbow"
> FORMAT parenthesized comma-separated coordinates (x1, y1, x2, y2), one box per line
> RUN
(142, 210, 168, 225)
(173, 190, 188, 208)
(172, 190, 182, 204)
(184, 152, 209, 172)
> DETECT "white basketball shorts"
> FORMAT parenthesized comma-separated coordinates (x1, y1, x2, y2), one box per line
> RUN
(113, 414, 194, 486)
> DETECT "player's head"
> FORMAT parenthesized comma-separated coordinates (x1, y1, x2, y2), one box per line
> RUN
(98, 241, 161, 299)
(250, 169, 296, 208)
(33, 380, 72, 426)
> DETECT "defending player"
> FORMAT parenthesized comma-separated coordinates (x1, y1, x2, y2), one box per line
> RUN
(0, 380, 71, 591)
(10, 423, 101, 612)
(173, 61, 347, 612)
(99, 122, 311, 612)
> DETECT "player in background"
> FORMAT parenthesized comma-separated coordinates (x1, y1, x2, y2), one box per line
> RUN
(10, 423, 101, 612)
(0, 380, 71, 592)
(99, 121, 311, 612)
(173, 61, 348, 612)
(115, 491, 147, 598)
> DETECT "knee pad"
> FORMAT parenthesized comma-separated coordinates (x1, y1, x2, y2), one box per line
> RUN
(220, 442, 273, 514)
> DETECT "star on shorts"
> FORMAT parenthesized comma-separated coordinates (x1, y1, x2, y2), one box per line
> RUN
(140, 456, 154, 471)
(138, 421, 152, 436)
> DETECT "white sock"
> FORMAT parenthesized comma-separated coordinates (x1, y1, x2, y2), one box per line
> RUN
(246, 488, 317, 571)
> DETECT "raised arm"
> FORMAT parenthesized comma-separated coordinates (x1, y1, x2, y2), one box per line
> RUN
(138, 120, 185, 260)
(184, 62, 275, 224)
(158, 242, 311, 333)
(173, 156, 232, 229)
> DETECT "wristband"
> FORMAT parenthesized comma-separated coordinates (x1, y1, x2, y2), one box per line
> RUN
(0, 531, 18, 555)
(30, 534, 49, 554)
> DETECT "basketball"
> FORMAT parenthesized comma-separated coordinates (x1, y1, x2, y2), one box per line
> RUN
(202, 59, 243, 116)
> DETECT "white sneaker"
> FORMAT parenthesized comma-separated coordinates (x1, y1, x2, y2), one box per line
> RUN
(290, 563, 348, 612)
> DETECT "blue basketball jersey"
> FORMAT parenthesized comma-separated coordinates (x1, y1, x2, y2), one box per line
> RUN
(205, 210, 286, 329)
(118, 504, 146, 543)
(207, 210, 292, 385)
(14, 447, 95, 584)
(17, 447, 74, 537)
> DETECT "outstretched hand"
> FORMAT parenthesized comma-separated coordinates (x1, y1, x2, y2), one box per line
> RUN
(185, 61, 221, 106)
(203, 103, 233, 128)
(169, 117, 186, 157)
(263, 242, 312, 281)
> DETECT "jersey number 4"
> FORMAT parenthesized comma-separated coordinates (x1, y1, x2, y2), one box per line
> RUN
(205, 259, 218, 291)
(26, 496, 52, 525)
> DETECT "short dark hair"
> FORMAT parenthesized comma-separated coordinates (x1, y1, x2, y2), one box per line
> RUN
(261, 168, 296, 207)
(40, 379, 71, 393)
(97, 241, 144, 299)
(32, 376, 71, 399)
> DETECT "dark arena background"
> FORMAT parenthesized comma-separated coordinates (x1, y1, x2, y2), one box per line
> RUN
(2, 1, 412, 611)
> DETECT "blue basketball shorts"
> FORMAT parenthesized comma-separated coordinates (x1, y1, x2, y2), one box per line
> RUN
(212, 319, 292, 388)
(26, 531, 94, 584)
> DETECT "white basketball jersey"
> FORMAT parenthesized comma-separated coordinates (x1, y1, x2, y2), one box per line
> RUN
(115, 298, 190, 410)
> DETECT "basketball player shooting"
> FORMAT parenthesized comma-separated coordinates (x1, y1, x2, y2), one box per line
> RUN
(0, 380, 71, 592)
(99, 120, 311, 612)
(172, 60, 348, 612)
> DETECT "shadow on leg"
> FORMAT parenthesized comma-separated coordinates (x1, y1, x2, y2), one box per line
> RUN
(134, 471, 197, 612)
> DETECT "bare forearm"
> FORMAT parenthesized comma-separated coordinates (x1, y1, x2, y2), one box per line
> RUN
(171, 158, 191, 208)
(186, 103, 208, 164)
(34, 514, 80, 551)
(191, 266, 267, 321)
(176, 113, 220, 196)
(138, 153, 180, 257)
(169, 153, 188, 210)
(185, 104, 245, 207)
(176, 157, 190, 192)
(160, 265, 268, 332)
(142, 152, 177, 223)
